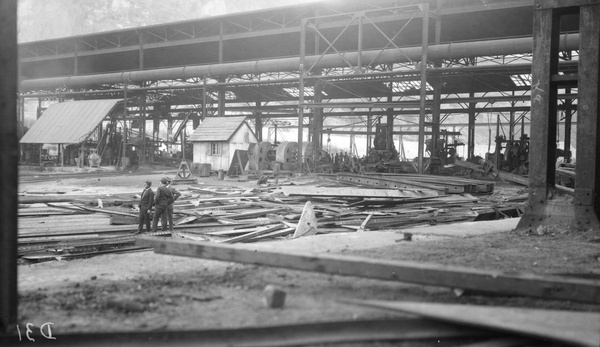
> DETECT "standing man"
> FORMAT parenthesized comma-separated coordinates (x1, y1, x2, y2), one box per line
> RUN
(165, 177, 181, 232)
(135, 179, 154, 234)
(152, 177, 174, 232)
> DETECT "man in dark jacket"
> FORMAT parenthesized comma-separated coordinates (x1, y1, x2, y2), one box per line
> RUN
(152, 177, 174, 232)
(136, 179, 154, 234)
(165, 177, 181, 232)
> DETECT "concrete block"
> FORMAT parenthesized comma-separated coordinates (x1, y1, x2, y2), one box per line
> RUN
(263, 284, 286, 309)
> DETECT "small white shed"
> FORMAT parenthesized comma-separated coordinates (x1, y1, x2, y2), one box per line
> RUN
(189, 116, 258, 171)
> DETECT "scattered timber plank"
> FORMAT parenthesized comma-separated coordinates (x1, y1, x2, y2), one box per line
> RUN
(71, 204, 139, 218)
(226, 208, 289, 220)
(244, 227, 295, 242)
(497, 171, 528, 186)
(293, 201, 318, 238)
(137, 237, 600, 304)
(282, 186, 438, 199)
(220, 224, 284, 244)
(341, 300, 600, 347)
(175, 216, 198, 225)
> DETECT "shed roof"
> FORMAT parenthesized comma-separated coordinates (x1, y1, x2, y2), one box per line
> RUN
(189, 116, 250, 142)
(20, 99, 122, 144)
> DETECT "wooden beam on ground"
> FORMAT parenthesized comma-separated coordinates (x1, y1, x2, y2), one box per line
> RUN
(220, 224, 284, 243)
(282, 186, 439, 198)
(136, 237, 600, 304)
(341, 300, 600, 347)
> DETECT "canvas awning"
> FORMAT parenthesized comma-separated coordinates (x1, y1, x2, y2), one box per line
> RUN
(20, 99, 122, 144)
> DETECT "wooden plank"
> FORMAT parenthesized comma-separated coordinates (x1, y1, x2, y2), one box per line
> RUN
(136, 237, 600, 304)
(293, 201, 318, 238)
(282, 186, 439, 198)
(244, 227, 295, 242)
(341, 300, 600, 347)
(220, 224, 284, 243)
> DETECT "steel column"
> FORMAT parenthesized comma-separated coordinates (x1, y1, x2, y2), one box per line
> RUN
(467, 91, 476, 159)
(138, 31, 144, 70)
(417, 3, 430, 174)
(298, 19, 307, 172)
(314, 81, 323, 149)
(255, 101, 262, 142)
(563, 87, 573, 162)
(0, 0, 18, 334)
(140, 89, 146, 164)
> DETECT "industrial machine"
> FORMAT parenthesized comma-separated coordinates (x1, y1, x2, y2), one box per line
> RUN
(487, 134, 530, 175)
(247, 141, 331, 173)
(366, 123, 399, 165)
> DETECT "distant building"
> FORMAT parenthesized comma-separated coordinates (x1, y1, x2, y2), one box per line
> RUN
(189, 116, 258, 171)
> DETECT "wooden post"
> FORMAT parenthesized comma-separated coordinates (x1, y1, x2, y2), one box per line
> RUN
(0, 0, 18, 332)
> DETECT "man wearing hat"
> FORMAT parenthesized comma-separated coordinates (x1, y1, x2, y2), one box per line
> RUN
(152, 177, 174, 233)
(165, 177, 181, 232)
(136, 179, 154, 234)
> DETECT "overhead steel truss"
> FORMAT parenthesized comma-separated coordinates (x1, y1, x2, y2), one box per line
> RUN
(17, 0, 580, 174)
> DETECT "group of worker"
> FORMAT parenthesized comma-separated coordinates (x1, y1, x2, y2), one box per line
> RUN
(135, 176, 181, 234)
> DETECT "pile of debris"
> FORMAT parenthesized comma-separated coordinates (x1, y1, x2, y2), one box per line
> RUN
(17, 173, 525, 262)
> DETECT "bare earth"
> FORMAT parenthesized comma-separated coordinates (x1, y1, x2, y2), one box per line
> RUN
(13, 166, 600, 344)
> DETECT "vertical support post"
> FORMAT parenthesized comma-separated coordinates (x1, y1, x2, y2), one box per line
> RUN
(357, 13, 363, 73)
(182, 126, 186, 161)
(575, 4, 600, 220)
(73, 40, 79, 75)
(509, 102, 516, 141)
(563, 88, 572, 162)
(202, 79, 208, 120)
(431, 1, 442, 160)
(138, 31, 144, 70)
(0, 0, 18, 333)
(255, 101, 262, 142)
(219, 21, 224, 64)
(417, 3, 430, 174)
(218, 82, 225, 118)
(314, 81, 323, 149)
(366, 111, 372, 158)
(528, 6, 559, 199)
(516, 1, 600, 231)
(495, 114, 501, 169)
(386, 83, 394, 153)
(467, 92, 476, 159)
(122, 88, 128, 166)
(298, 19, 307, 173)
(140, 88, 146, 164)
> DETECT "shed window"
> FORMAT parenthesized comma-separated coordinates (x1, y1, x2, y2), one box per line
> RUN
(210, 142, 222, 155)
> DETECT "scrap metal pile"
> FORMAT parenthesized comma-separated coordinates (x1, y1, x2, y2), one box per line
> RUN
(17, 173, 525, 262)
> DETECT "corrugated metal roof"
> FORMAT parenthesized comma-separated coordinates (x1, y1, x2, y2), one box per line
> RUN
(20, 99, 122, 144)
(189, 116, 249, 142)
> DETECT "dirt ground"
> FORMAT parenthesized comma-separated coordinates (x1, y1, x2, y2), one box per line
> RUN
(13, 165, 600, 344)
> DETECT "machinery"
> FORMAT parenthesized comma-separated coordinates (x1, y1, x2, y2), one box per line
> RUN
(487, 134, 530, 175)
(247, 141, 331, 173)
(425, 130, 464, 174)
(366, 123, 399, 165)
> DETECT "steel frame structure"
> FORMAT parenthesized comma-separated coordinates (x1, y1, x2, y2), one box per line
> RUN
(17, 0, 581, 172)
(3, 0, 597, 340)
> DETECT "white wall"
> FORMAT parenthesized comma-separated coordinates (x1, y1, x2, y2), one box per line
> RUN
(192, 123, 258, 171)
